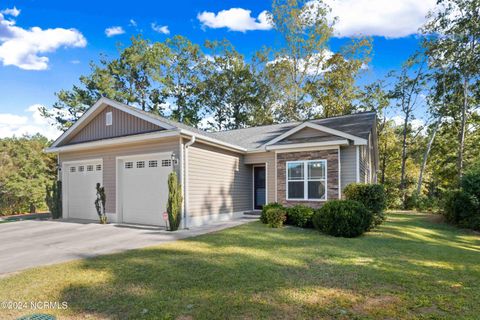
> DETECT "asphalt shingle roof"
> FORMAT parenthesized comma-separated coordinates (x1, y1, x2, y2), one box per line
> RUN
(210, 112, 377, 149)
(120, 99, 376, 151)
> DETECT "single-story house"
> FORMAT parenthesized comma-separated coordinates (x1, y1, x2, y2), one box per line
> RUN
(46, 97, 378, 228)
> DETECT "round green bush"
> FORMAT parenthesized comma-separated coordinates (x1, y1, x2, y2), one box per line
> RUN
(312, 200, 373, 237)
(286, 205, 314, 228)
(265, 208, 287, 228)
(344, 183, 386, 227)
(260, 202, 284, 224)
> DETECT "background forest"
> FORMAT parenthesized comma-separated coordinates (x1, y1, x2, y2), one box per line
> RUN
(1, 0, 479, 215)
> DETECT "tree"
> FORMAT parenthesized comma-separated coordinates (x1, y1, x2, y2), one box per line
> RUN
(202, 40, 266, 130)
(0, 135, 56, 215)
(161, 36, 208, 127)
(423, 0, 480, 179)
(41, 36, 170, 130)
(263, 0, 371, 121)
(389, 53, 427, 207)
(308, 39, 372, 117)
(359, 80, 391, 184)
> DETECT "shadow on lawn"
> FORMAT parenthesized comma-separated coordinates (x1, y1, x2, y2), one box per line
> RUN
(58, 214, 480, 319)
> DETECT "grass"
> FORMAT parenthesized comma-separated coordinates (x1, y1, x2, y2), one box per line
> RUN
(0, 213, 479, 320)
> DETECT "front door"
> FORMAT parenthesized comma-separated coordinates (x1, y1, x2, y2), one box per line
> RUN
(254, 166, 266, 210)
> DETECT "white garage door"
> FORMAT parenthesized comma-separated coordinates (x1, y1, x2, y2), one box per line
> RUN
(65, 160, 103, 220)
(120, 154, 172, 227)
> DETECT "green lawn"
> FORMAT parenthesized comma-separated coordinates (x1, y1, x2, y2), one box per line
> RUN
(1, 213, 479, 320)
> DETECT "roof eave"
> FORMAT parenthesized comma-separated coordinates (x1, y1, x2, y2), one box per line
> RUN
(45, 130, 181, 153)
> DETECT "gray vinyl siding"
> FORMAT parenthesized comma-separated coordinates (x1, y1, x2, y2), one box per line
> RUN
(187, 142, 251, 217)
(59, 137, 180, 214)
(63, 106, 162, 146)
(340, 145, 357, 192)
(244, 152, 276, 204)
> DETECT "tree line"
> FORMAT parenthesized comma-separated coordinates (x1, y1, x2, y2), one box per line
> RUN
(1, 0, 479, 214)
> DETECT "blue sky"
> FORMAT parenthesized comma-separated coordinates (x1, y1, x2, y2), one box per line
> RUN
(0, 0, 436, 138)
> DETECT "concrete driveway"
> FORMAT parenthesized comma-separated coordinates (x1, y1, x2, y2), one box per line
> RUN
(0, 216, 255, 276)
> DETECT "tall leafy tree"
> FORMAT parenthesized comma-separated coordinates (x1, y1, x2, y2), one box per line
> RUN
(0, 135, 56, 214)
(41, 36, 170, 130)
(389, 53, 427, 206)
(202, 40, 266, 130)
(161, 36, 207, 127)
(265, 0, 371, 121)
(423, 0, 480, 178)
(42, 36, 207, 129)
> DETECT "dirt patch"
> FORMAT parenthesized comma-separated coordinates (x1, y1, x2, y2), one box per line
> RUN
(424, 214, 445, 224)
(352, 295, 401, 315)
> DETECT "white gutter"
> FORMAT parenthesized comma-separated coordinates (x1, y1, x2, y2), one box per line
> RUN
(45, 130, 180, 153)
(183, 135, 196, 229)
(179, 129, 246, 153)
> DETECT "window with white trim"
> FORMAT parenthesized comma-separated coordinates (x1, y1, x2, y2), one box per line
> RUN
(136, 161, 145, 168)
(287, 160, 327, 200)
(70, 166, 76, 173)
(96, 164, 102, 171)
(106, 112, 112, 126)
(125, 162, 133, 169)
(87, 165, 94, 172)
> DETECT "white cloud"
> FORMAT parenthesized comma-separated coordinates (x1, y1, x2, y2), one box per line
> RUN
(323, 0, 436, 38)
(151, 23, 170, 35)
(268, 50, 335, 75)
(390, 115, 425, 131)
(0, 104, 62, 140)
(1, 6, 20, 17)
(105, 26, 125, 37)
(0, 10, 86, 70)
(129, 19, 137, 27)
(70, 59, 80, 64)
(197, 8, 272, 32)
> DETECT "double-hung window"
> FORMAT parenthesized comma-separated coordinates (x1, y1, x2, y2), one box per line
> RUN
(287, 160, 327, 200)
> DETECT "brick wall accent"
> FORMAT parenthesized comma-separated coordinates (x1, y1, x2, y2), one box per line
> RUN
(277, 149, 339, 208)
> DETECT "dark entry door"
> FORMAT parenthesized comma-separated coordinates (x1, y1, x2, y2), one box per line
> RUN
(254, 166, 266, 210)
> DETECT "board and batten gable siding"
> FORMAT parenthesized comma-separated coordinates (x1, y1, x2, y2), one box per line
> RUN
(340, 145, 357, 193)
(244, 152, 276, 203)
(187, 142, 251, 217)
(62, 106, 163, 146)
(285, 127, 342, 141)
(59, 137, 180, 214)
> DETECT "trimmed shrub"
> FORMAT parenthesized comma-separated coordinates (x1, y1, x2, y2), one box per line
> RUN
(265, 207, 287, 228)
(167, 172, 183, 231)
(344, 183, 386, 227)
(312, 200, 372, 237)
(260, 202, 284, 224)
(286, 205, 314, 228)
(46, 180, 62, 219)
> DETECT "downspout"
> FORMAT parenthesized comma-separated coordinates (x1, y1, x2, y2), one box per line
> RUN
(183, 135, 196, 229)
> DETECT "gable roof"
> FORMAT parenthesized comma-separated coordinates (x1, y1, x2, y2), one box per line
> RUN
(47, 97, 376, 153)
(261, 121, 367, 147)
(210, 112, 376, 150)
